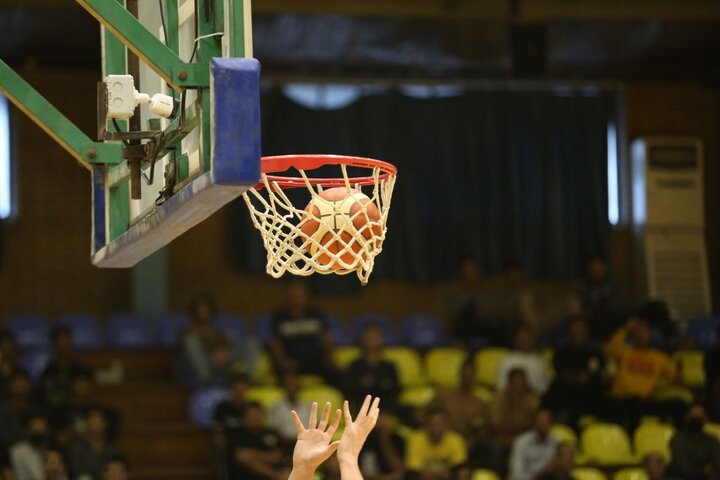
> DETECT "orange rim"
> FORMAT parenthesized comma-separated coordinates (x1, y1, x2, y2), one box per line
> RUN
(257, 154, 397, 190)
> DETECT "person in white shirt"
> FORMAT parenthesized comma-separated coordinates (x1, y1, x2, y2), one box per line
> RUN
(268, 371, 312, 443)
(497, 325, 550, 394)
(509, 409, 558, 480)
(10, 414, 52, 480)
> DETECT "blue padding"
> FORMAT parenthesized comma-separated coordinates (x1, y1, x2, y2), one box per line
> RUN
(92, 167, 106, 253)
(211, 58, 261, 186)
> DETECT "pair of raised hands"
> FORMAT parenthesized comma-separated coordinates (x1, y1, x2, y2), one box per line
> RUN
(288, 395, 380, 480)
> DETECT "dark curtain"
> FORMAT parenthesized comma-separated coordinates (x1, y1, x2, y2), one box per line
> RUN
(232, 87, 616, 284)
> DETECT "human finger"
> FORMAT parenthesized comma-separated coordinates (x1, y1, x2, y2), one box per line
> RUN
(358, 394, 372, 419)
(326, 408, 342, 437)
(343, 400, 353, 425)
(318, 402, 331, 431)
(291, 410, 305, 434)
(308, 402, 318, 429)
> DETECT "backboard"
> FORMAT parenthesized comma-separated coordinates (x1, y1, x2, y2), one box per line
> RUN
(91, 0, 259, 267)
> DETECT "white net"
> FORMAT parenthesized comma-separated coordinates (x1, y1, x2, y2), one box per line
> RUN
(242, 162, 396, 285)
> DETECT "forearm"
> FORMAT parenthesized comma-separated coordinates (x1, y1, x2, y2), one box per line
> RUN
(288, 464, 316, 480)
(339, 454, 364, 480)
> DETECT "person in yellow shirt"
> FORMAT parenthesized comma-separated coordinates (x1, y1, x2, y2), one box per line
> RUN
(406, 409, 467, 480)
(603, 316, 685, 428)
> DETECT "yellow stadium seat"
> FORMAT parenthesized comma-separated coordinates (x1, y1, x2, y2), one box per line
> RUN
(471, 469, 500, 480)
(425, 347, 468, 387)
(299, 375, 325, 387)
(613, 468, 648, 480)
(333, 346, 361, 370)
(399, 385, 436, 407)
(254, 350, 277, 385)
(581, 423, 634, 465)
(298, 385, 344, 411)
(651, 385, 694, 404)
(382, 347, 426, 386)
(551, 424, 578, 448)
(705, 422, 720, 441)
(245, 386, 285, 409)
(673, 350, 706, 388)
(633, 422, 674, 461)
(473, 385, 494, 402)
(572, 467, 607, 480)
(474, 348, 510, 388)
(541, 348, 555, 376)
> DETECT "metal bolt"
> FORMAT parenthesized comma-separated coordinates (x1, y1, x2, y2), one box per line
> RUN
(87, 148, 97, 159)
(178, 70, 188, 81)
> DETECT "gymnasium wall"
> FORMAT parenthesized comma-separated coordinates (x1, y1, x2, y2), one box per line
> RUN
(1, 70, 718, 319)
(0, 69, 131, 319)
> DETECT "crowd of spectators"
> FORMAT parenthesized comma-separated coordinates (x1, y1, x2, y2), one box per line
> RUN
(2, 255, 720, 480)
(0, 328, 127, 480)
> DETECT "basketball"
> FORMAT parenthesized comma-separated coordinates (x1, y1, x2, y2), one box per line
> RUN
(300, 187, 382, 269)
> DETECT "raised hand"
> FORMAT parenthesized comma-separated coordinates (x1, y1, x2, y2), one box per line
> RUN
(289, 401, 342, 479)
(338, 395, 381, 461)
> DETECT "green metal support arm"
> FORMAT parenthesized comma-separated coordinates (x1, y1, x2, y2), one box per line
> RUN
(76, 0, 209, 89)
(0, 59, 123, 169)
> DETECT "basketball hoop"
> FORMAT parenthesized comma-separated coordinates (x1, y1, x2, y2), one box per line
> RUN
(242, 155, 398, 285)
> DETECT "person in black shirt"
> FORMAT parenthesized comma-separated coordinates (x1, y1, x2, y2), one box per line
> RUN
(214, 373, 250, 432)
(40, 327, 93, 408)
(543, 317, 606, 425)
(270, 281, 336, 381)
(226, 402, 284, 480)
(0, 369, 42, 450)
(0, 330, 21, 401)
(346, 324, 399, 413)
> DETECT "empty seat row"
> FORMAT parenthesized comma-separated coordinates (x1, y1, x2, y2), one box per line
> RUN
(2, 312, 450, 350)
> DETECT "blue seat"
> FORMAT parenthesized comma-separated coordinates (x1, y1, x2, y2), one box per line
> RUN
(21, 349, 53, 381)
(351, 314, 399, 346)
(686, 316, 719, 350)
(188, 386, 230, 428)
(57, 314, 104, 349)
(5, 314, 50, 349)
(254, 314, 274, 345)
(158, 314, 188, 347)
(326, 315, 352, 346)
(106, 313, 156, 349)
(213, 314, 246, 343)
(401, 314, 448, 348)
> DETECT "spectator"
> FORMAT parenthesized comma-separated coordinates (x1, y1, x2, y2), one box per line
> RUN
(497, 325, 551, 395)
(268, 371, 311, 444)
(509, 410, 558, 480)
(10, 413, 52, 480)
(53, 371, 120, 445)
(446, 256, 496, 345)
(181, 294, 258, 385)
(427, 360, 487, 442)
(543, 317, 606, 425)
(226, 402, 284, 480)
(487, 261, 536, 343)
(345, 324, 399, 412)
(580, 255, 630, 340)
(66, 408, 120, 480)
(40, 327, 92, 408)
(704, 327, 720, 421)
(534, 442, 576, 480)
(406, 409, 467, 480)
(214, 373, 251, 432)
(0, 330, 21, 400)
(642, 452, 668, 480)
(269, 281, 336, 381)
(488, 369, 540, 448)
(42, 448, 68, 480)
(668, 404, 720, 479)
(0, 369, 40, 449)
(103, 455, 129, 480)
(603, 317, 684, 428)
(358, 412, 405, 480)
